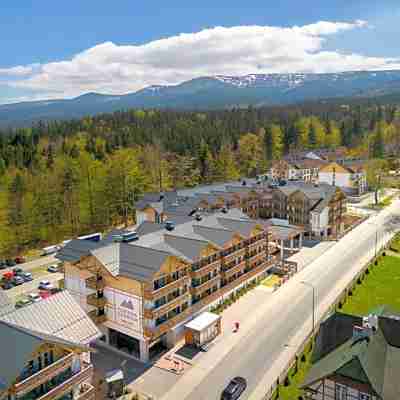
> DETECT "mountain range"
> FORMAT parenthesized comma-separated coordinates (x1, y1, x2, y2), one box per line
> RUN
(2, 70, 400, 127)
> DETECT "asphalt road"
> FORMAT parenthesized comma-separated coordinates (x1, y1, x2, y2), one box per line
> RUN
(161, 201, 400, 400)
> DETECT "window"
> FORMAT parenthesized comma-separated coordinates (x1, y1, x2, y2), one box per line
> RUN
(335, 383, 348, 400)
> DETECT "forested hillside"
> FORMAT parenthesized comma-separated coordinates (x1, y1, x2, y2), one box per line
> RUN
(0, 102, 399, 256)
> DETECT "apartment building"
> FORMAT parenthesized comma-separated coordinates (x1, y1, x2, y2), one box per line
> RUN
(301, 307, 400, 400)
(267, 183, 347, 238)
(319, 162, 367, 196)
(0, 291, 100, 400)
(59, 210, 291, 362)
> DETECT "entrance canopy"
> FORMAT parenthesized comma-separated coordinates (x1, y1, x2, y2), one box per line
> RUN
(185, 312, 221, 332)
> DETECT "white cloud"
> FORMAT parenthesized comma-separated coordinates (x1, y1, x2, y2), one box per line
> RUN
(0, 65, 35, 77)
(3, 20, 400, 101)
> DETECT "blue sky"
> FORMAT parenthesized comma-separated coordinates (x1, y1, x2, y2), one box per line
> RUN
(0, 0, 399, 103)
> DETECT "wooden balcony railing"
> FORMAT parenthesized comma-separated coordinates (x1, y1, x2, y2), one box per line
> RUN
(221, 261, 246, 279)
(190, 275, 220, 296)
(144, 259, 275, 340)
(15, 353, 74, 395)
(222, 248, 246, 263)
(36, 364, 94, 400)
(88, 310, 106, 324)
(86, 276, 105, 290)
(145, 292, 191, 320)
(144, 276, 191, 300)
(191, 260, 221, 278)
(86, 293, 107, 308)
(75, 383, 96, 400)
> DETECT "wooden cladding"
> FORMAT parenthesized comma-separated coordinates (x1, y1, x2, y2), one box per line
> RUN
(86, 276, 105, 290)
(145, 259, 274, 340)
(15, 353, 74, 395)
(75, 384, 96, 400)
(190, 260, 221, 278)
(86, 293, 107, 308)
(145, 292, 191, 320)
(190, 276, 220, 296)
(144, 276, 191, 301)
(36, 364, 93, 400)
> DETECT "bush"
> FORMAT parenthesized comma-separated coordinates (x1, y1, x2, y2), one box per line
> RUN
(357, 278, 361, 285)
(284, 376, 290, 386)
(338, 302, 342, 309)
(374, 260, 378, 266)
(301, 354, 306, 362)
(348, 290, 353, 296)
(366, 268, 369, 275)
(382, 251, 386, 256)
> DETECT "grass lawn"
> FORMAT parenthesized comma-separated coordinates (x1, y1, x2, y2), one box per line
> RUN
(277, 349, 313, 400)
(262, 274, 281, 287)
(341, 255, 400, 316)
(277, 254, 400, 399)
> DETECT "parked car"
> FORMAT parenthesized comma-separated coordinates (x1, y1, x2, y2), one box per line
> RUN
(47, 264, 60, 273)
(221, 377, 247, 400)
(11, 276, 24, 286)
(28, 292, 42, 303)
(38, 280, 54, 291)
(15, 298, 33, 308)
(0, 260, 6, 270)
(21, 272, 33, 282)
(5, 259, 16, 267)
(12, 267, 24, 276)
(15, 256, 26, 264)
(1, 281, 13, 290)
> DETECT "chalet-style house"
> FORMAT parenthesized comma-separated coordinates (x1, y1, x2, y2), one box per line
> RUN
(301, 307, 400, 400)
(267, 183, 347, 238)
(58, 210, 302, 362)
(319, 162, 367, 196)
(0, 291, 100, 400)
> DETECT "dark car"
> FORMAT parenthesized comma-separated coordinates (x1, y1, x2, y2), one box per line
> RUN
(15, 256, 26, 264)
(1, 281, 13, 290)
(0, 260, 6, 270)
(6, 259, 16, 267)
(13, 267, 24, 276)
(21, 272, 33, 282)
(221, 377, 247, 400)
(11, 276, 24, 286)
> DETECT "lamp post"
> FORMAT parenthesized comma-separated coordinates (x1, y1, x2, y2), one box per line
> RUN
(300, 281, 316, 337)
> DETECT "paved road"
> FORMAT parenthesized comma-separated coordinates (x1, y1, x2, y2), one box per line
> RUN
(159, 200, 400, 400)
(0, 254, 58, 276)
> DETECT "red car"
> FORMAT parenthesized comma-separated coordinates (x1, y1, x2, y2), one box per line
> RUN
(15, 256, 26, 264)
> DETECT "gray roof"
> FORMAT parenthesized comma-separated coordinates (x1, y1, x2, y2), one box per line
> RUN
(92, 243, 172, 281)
(0, 290, 13, 317)
(216, 217, 257, 237)
(0, 291, 101, 345)
(164, 234, 212, 262)
(193, 225, 235, 247)
(56, 239, 102, 263)
(0, 320, 90, 393)
(136, 221, 164, 236)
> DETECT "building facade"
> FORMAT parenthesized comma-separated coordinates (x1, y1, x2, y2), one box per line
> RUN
(61, 211, 291, 362)
(0, 322, 95, 400)
(302, 308, 400, 400)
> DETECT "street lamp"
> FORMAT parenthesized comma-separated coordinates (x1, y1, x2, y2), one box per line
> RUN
(300, 281, 316, 337)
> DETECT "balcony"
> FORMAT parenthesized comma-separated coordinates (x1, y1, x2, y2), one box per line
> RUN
(190, 275, 220, 296)
(144, 276, 191, 300)
(221, 261, 246, 279)
(36, 363, 94, 400)
(145, 292, 191, 320)
(191, 260, 220, 278)
(247, 251, 266, 264)
(88, 309, 106, 324)
(86, 276, 105, 290)
(86, 293, 107, 308)
(15, 353, 74, 396)
(223, 248, 246, 263)
(75, 383, 96, 400)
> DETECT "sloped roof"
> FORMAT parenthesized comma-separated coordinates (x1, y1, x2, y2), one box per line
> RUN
(56, 239, 102, 263)
(0, 291, 101, 345)
(0, 320, 90, 393)
(216, 217, 258, 237)
(303, 311, 400, 399)
(92, 242, 171, 281)
(164, 234, 213, 262)
(136, 221, 163, 236)
(193, 225, 235, 247)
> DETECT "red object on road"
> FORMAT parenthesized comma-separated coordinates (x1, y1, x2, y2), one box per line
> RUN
(39, 290, 51, 299)
(2, 271, 14, 280)
(232, 321, 240, 332)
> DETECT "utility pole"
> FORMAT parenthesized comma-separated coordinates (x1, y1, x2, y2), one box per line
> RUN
(301, 281, 316, 337)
